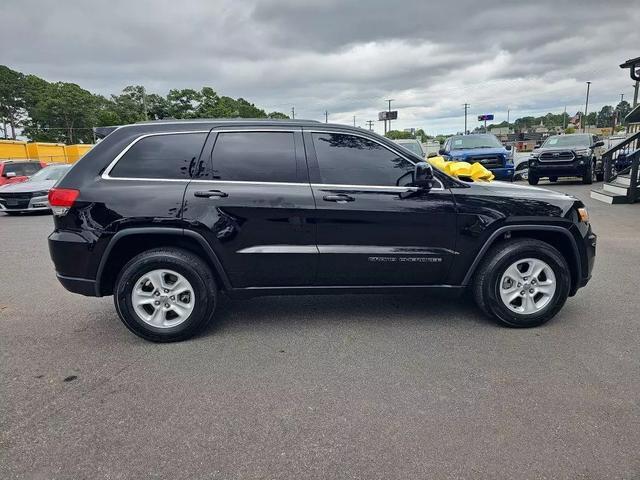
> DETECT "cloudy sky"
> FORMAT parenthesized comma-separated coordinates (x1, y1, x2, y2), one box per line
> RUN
(2, 0, 639, 134)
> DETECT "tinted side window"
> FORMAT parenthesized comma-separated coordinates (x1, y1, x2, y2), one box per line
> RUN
(110, 133, 207, 179)
(210, 132, 297, 182)
(312, 133, 414, 186)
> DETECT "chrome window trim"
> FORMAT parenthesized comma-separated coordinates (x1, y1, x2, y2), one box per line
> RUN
(102, 128, 301, 182)
(306, 129, 445, 191)
(101, 127, 445, 191)
(102, 130, 210, 181)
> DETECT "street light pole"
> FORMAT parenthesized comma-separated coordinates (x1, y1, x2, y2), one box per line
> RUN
(385, 99, 394, 131)
(583, 81, 591, 133)
(463, 103, 470, 135)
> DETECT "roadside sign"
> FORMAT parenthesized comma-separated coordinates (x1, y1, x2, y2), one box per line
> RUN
(378, 111, 398, 121)
(478, 114, 494, 121)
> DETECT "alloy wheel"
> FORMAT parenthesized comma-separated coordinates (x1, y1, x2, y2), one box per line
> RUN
(131, 269, 195, 328)
(499, 258, 556, 315)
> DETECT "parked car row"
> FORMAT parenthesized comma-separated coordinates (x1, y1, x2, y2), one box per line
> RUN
(0, 163, 72, 214)
(394, 132, 612, 186)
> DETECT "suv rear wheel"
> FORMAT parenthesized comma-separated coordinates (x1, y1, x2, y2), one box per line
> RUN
(114, 248, 217, 342)
(473, 239, 570, 327)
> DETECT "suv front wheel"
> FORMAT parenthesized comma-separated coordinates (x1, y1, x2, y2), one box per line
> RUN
(114, 248, 217, 342)
(473, 239, 570, 327)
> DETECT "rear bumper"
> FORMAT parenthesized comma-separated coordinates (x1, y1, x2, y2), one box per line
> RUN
(49, 230, 100, 296)
(56, 273, 97, 296)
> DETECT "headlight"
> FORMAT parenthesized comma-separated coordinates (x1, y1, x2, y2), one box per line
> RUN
(577, 207, 589, 223)
(575, 149, 591, 157)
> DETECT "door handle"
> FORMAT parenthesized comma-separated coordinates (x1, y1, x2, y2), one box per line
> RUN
(323, 194, 354, 203)
(194, 190, 228, 198)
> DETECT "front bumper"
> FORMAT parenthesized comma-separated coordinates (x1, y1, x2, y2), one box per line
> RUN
(530, 158, 590, 177)
(0, 195, 50, 213)
(489, 167, 514, 181)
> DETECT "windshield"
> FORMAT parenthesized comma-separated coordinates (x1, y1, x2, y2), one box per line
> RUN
(397, 141, 424, 156)
(450, 134, 503, 150)
(542, 134, 591, 148)
(4, 162, 41, 176)
(29, 165, 71, 182)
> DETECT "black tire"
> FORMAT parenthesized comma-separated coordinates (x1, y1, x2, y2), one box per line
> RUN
(114, 248, 217, 342)
(473, 239, 570, 328)
(549, 176, 558, 183)
(582, 160, 594, 184)
(596, 163, 604, 182)
(528, 175, 539, 185)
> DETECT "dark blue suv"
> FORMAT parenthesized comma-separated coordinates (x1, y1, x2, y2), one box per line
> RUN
(439, 133, 514, 181)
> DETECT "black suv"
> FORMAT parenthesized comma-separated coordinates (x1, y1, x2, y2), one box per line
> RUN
(48, 120, 596, 342)
(528, 133, 605, 185)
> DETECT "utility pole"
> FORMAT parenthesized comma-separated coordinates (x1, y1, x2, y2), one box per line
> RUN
(507, 107, 510, 124)
(633, 81, 639, 108)
(142, 86, 148, 121)
(291, 106, 295, 119)
(366, 120, 374, 131)
(620, 93, 624, 104)
(385, 99, 394, 132)
(563, 105, 567, 130)
(463, 103, 470, 135)
(583, 81, 591, 133)
(324, 110, 328, 123)
(353, 115, 356, 127)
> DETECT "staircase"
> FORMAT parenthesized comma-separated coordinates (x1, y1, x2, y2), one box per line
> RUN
(591, 131, 640, 204)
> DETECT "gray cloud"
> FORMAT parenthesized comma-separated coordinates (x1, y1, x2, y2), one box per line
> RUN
(2, 0, 639, 133)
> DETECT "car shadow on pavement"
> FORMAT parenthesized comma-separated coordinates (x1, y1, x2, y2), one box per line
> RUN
(202, 292, 491, 337)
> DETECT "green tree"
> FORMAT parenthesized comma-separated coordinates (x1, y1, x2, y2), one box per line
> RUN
(616, 100, 632, 124)
(596, 105, 614, 128)
(23, 81, 99, 144)
(0, 66, 26, 139)
(167, 88, 202, 118)
(268, 111, 290, 119)
(384, 130, 414, 140)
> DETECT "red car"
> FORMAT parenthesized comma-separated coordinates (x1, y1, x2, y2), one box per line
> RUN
(0, 161, 45, 186)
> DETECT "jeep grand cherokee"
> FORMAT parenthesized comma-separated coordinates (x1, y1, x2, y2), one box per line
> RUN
(48, 120, 596, 342)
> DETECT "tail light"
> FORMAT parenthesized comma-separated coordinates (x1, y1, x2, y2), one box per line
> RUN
(48, 188, 79, 216)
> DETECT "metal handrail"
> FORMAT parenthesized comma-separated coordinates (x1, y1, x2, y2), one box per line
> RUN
(603, 131, 640, 203)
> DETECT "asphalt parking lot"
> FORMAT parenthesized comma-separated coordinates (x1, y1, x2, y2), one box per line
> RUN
(1, 181, 639, 479)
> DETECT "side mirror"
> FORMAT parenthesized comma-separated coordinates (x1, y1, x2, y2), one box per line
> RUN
(505, 145, 512, 151)
(594, 140, 605, 148)
(438, 148, 446, 155)
(427, 152, 438, 159)
(5, 171, 17, 178)
(413, 162, 434, 189)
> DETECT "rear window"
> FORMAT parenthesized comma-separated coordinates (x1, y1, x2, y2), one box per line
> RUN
(210, 132, 297, 183)
(109, 133, 207, 179)
(4, 162, 41, 176)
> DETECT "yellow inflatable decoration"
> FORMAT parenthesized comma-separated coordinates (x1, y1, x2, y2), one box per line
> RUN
(427, 155, 495, 182)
